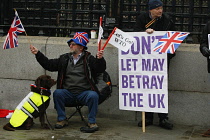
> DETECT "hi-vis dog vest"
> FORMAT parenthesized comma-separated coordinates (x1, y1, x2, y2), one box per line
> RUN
(10, 92, 49, 127)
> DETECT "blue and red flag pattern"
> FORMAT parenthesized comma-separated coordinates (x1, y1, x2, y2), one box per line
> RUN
(73, 32, 89, 44)
(153, 31, 189, 54)
(3, 11, 25, 49)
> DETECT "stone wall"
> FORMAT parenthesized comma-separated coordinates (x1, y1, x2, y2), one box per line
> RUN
(0, 36, 209, 126)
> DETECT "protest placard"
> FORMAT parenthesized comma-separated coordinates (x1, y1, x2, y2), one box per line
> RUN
(119, 31, 168, 113)
(108, 28, 135, 52)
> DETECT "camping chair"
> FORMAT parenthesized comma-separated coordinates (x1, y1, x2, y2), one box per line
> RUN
(65, 101, 88, 126)
(65, 98, 108, 127)
(65, 74, 112, 127)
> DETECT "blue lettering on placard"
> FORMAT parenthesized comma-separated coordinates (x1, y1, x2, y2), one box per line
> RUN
(121, 36, 163, 55)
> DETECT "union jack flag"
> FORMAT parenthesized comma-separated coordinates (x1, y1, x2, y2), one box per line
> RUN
(153, 31, 189, 54)
(3, 10, 25, 49)
(73, 32, 89, 44)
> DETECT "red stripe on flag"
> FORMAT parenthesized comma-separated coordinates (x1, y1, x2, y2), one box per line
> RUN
(159, 32, 182, 52)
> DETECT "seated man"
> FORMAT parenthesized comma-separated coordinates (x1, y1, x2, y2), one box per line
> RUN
(30, 32, 106, 133)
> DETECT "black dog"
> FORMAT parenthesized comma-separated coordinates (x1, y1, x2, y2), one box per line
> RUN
(3, 75, 56, 131)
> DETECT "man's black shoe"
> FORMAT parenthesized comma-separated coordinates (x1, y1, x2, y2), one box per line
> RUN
(159, 119, 173, 130)
(80, 123, 99, 133)
(138, 119, 153, 127)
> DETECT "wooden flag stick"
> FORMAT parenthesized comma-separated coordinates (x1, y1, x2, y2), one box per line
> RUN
(101, 27, 117, 50)
(98, 16, 102, 51)
(24, 29, 32, 45)
(142, 111, 146, 132)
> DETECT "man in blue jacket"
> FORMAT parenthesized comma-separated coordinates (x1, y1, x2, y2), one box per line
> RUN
(30, 32, 106, 133)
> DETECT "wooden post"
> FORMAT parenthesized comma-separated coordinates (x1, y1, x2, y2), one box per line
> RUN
(142, 111, 145, 132)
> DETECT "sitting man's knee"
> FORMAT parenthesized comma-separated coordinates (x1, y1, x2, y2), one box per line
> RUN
(89, 92, 99, 100)
(53, 89, 63, 98)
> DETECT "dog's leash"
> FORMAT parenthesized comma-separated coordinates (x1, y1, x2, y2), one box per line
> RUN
(40, 89, 54, 130)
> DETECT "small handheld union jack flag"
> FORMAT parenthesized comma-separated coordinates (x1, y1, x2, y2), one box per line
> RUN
(3, 10, 25, 49)
(153, 31, 189, 54)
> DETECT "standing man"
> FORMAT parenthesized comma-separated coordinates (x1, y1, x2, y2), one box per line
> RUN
(134, 0, 175, 130)
(30, 32, 106, 133)
(200, 21, 210, 62)
(200, 21, 210, 137)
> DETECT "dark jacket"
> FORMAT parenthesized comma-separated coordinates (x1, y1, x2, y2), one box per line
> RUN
(200, 21, 210, 73)
(134, 12, 175, 32)
(134, 12, 176, 61)
(35, 51, 106, 91)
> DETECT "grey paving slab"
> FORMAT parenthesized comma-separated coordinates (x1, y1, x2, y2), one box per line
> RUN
(1, 114, 210, 140)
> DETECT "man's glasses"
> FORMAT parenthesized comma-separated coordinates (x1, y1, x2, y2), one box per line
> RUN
(68, 43, 77, 46)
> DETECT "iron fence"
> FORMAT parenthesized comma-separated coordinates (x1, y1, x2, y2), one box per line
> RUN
(1, 0, 210, 43)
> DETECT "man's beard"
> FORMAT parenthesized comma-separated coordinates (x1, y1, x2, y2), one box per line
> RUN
(69, 49, 78, 55)
(69, 50, 76, 55)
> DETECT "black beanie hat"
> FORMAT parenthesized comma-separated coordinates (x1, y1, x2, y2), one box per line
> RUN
(148, 0, 163, 10)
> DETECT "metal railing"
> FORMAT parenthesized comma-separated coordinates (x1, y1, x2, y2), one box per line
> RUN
(0, 0, 210, 44)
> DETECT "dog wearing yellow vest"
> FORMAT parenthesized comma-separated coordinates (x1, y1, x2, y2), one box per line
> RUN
(3, 75, 56, 131)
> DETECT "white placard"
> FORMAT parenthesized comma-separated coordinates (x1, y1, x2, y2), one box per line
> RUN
(109, 28, 135, 52)
(118, 31, 168, 113)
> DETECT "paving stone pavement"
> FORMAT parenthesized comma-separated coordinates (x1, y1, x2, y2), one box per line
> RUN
(1, 114, 210, 140)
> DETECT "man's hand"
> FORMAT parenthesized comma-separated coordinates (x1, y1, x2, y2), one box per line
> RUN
(97, 50, 104, 59)
(30, 45, 38, 55)
(146, 28, 154, 34)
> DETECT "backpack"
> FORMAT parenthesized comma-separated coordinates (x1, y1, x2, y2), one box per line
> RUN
(95, 71, 112, 104)
(86, 53, 112, 104)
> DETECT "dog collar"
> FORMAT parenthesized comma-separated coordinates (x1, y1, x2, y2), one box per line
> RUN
(30, 84, 50, 92)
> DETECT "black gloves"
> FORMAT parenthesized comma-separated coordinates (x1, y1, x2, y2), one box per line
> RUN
(201, 47, 210, 57)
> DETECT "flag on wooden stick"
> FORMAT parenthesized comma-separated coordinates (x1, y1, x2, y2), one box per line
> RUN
(3, 10, 25, 49)
(106, 27, 135, 52)
(98, 17, 103, 51)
